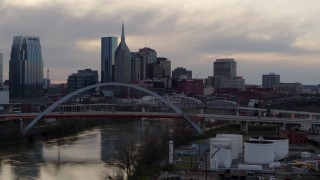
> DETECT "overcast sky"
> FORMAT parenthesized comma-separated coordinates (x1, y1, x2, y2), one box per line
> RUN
(1, 0, 320, 85)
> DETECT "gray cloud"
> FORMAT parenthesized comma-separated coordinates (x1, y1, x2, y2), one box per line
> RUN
(1, 0, 320, 85)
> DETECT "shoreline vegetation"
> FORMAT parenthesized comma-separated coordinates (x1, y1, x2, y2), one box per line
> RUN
(0, 117, 105, 147)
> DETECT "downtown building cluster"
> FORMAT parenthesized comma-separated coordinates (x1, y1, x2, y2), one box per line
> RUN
(99, 24, 172, 87)
(1, 24, 320, 108)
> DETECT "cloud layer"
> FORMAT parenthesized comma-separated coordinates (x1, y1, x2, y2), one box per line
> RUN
(0, 0, 320, 84)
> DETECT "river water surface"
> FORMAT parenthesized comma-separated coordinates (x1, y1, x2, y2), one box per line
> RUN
(0, 119, 175, 180)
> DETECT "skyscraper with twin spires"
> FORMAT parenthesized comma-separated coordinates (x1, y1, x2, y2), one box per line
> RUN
(114, 23, 131, 83)
(9, 35, 43, 100)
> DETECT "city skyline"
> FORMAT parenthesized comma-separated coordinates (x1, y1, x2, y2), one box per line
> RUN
(0, 0, 320, 84)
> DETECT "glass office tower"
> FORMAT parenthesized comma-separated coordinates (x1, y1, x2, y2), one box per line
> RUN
(9, 35, 43, 99)
(101, 37, 118, 82)
(213, 58, 237, 78)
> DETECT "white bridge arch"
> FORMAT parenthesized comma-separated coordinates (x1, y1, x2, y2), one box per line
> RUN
(23, 82, 203, 134)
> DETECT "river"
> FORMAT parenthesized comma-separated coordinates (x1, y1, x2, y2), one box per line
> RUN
(0, 118, 176, 180)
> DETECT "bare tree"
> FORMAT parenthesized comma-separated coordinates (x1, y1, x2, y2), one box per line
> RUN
(115, 144, 138, 176)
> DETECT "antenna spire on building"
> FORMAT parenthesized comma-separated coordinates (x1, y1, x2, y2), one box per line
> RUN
(121, 22, 125, 42)
(47, 68, 49, 79)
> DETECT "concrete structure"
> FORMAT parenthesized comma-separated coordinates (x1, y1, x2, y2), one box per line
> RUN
(212, 59, 245, 91)
(250, 137, 288, 160)
(152, 58, 172, 80)
(67, 69, 98, 92)
(114, 23, 131, 83)
(216, 134, 243, 154)
(213, 75, 226, 91)
(211, 138, 239, 159)
(172, 67, 192, 79)
(101, 36, 118, 82)
(213, 58, 236, 78)
(203, 86, 214, 96)
(9, 35, 43, 99)
(274, 82, 303, 95)
(0, 90, 9, 104)
(157, 57, 171, 77)
(169, 140, 173, 164)
(204, 76, 213, 87)
(131, 52, 142, 81)
(210, 141, 232, 170)
(223, 76, 245, 90)
(139, 47, 157, 79)
(176, 79, 204, 96)
(244, 140, 274, 164)
(262, 73, 280, 89)
(153, 64, 164, 79)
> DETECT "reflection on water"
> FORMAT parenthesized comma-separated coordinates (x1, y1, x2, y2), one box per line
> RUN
(0, 119, 175, 180)
(42, 130, 101, 163)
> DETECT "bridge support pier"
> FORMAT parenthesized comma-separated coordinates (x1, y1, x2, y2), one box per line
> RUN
(20, 118, 23, 133)
(241, 121, 249, 133)
(142, 106, 149, 113)
(311, 125, 319, 135)
(200, 108, 205, 114)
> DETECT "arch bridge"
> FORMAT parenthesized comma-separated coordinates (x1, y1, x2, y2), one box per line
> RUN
(22, 83, 203, 135)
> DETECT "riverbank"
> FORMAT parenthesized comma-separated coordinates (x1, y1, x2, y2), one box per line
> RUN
(0, 117, 113, 147)
(0, 121, 28, 146)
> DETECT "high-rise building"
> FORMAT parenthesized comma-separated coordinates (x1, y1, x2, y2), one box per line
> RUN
(139, 47, 157, 64)
(9, 36, 43, 99)
(114, 23, 131, 83)
(67, 69, 98, 92)
(101, 37, 118, 82)
(131, 52, 142, 81)
(262, 73, 280, 88)
(0, 53, 3, 86)
(204, 76, 214, 87)
(157, 57, 171, 77)
(139, 47, 157, 79)
(213, 58, 236, 78)
(172, 67, 192, 79)
(213, 58, 240, 91)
